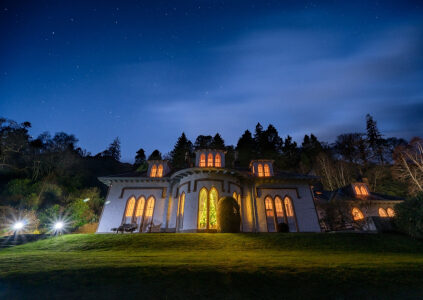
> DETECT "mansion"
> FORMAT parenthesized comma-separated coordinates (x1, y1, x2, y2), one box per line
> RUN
(97, 150, 321, 233)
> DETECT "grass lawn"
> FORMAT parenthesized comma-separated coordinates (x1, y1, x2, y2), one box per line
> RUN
(1, 233, 423, 299)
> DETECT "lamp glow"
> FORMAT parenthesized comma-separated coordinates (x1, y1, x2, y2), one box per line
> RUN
(54, 221, 64, 230)
(13, 221, 24, 231)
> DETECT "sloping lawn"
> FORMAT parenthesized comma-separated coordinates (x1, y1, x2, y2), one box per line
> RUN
(1, 233, 423, 299)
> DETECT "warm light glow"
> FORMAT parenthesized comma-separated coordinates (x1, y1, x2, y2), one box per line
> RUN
(207, 153, 213, 167)
(157, 164, 163, 177)
(198, 187, 218, 229)
(150, 165, 157, 177)
(124, 197, 136, 223)
(200, 153, 206, 167)
(387, 208, 395, 217)
(215, 153, 221, 167)
(360, 186, 368, 195)
(258, 164, 264, 177)
(352, 207, 364, 220)
(354, 186, 361, 195)
(265, 196, 276, 232)
(198, 188, 208, 229)
(378, 208, 388, 217)
(141, 196, 155, 232)
(177, 192, 186, 230)
(275, 196, 284, 224)
(264, 164, 270, 177)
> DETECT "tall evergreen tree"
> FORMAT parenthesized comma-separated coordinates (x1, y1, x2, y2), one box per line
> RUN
(366, 114, 385, 164)
(134, 148, 146, 166)
(236, 130, 255, 167)
(211, 133, 225, 149)
(170, 133, 193, 169)
(194, 135, 213, 150)
(103, 137, 121, 161)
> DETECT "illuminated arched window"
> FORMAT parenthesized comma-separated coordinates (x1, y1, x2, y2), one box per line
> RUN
(352, 207, 364, 221)
(207, 153, 214, 167)
(198, 188, 208, 229)
(141, 196, 155, 232)
(124, 197, 136, 224)
(177, 192, 186, 230)
(134, 197, 145, 229)
(258, 164, 264, 177)
(264, 164, 270, 177)
(265, 196, 276, 232)
(198, 187, 218, 230)
(215, 153, 221, 167)
(200, 153, 206, 167)
(378, 208, 388, 217)
(274, 196, 285, 225)
(150, 165, 157, 177)
(232, 192, 238, 201)
(284, 197, 297, 232)
(354, 186, 361, 195)
(157, 164, 163, 177)
(387, 208, 395, 217)
(360, 186, 368, 196)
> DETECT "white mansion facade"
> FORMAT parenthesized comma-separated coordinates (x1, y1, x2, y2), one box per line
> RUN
(97, 150, 321, 233)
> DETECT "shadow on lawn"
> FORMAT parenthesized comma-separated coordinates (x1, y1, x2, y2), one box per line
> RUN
(2, 265, 423, 299)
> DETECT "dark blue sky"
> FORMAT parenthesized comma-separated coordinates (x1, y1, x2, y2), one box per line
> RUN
(1, 1, 423, 162)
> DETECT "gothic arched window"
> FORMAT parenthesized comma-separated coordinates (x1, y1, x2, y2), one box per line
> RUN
(150, 165, 157, 177)
(378, 208, 388, 217)
(157, 164, 163, 177)
(352, 207, 364, 221)
(207, 153, 214, 167)
(124, 197, 136, 224)
(258, 164, 264, 177)
(200, 153, 206, 167)
(215, 153, 221, 167)
(264, 164, 270, 177)
(387, 208, 395, 217)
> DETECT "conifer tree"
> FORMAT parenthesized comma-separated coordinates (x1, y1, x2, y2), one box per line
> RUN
(170, 133, 193, 169)
(236, 130, 255, 167)
(366, 114, 385, 164)
(211, 133, 225, 149)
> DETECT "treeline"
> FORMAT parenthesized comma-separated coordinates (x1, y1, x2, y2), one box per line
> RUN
(1, 114, 422, 233)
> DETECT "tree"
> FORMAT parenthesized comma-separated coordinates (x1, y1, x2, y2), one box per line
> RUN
(366, 114, 385, 164)
(134, 148, 146, 166)
(334, 133, 363, 163)
(280, 135, 300, 170)
(194, 135, 213, 149)
(51, 132, 78, 152)
(148, 149, 162, 160)
(236, 130, 255, 167)
(103, 137, 121, 161)
(394, 193, 423, 239)
(393, 137, 423, 195)
(211, 133, 225, 149)
(169, 133, 193, 169)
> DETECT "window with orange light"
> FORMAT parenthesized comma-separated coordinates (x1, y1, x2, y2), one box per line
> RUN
(215, 153, 221, 167)
(387, 208, 395, 217)
(157, 164, 163, 177)
(124, 197, 136, 224)
(258, 164, 264, 177)
(378, 208, 388, 217)
(264, 164, 270, 177)
(352, 207, 364, 220)
(360, 186, 368, 195)
(354, 186, 361, 195)
(200, 153, 206, 167)
(207, 153, 213, 167)
(150, 165, 157, 177)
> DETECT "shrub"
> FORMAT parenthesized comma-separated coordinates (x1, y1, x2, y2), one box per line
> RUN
(217, 196, 241, 233)
(395, 193, 423, 239)
(277, 222, 289, 233)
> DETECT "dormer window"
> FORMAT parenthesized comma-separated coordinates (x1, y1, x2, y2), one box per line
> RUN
(258, 164, 264, 177)
(200, 154, 206, 167)
(354, 184, 369, 197)
(215, 153, 221, 167)
(207, 153, 213, 167)
(150, 165, 157, 177)
(264, 164, 270, 177)
(157, 164, 163, 177)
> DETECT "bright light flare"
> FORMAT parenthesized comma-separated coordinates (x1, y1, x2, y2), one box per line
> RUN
(54, 221, 64, 230)
(13, 221, 25, 231)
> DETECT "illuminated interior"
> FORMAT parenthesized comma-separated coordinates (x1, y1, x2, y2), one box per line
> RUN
(198, 187, 218, 229)
(177, 192, 185, 230)
(378, 207, 388, 217)
(352, 207, 364, 220)
(264, 164, 270, 177)
(200, 153, 206, 167)
(124, 197, 136, 224)
(387, 207, 395, 217)
(264, 195, 297, 232)
(215, 153, 221, 167)
(150, 165, 157, 177)
(258, 164, 264, 177)
(157, 164, 163, 177)
(207, 153, 214, 167)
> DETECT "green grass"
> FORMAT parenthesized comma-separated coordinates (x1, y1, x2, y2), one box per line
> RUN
(1, 233, 423, 299)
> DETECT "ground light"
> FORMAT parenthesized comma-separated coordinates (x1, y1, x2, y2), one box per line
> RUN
(12, 220, 26, 236)
(52, 220, 67, 235)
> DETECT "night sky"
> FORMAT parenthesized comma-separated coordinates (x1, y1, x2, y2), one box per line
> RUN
(1, 1, 423, 162)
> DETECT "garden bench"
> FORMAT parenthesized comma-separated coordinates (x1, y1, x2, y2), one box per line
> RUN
(111, 223, 137, 234)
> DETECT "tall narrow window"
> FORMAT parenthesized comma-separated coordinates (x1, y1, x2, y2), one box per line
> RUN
(265, 196, 276, 232)
(215, 153, 221, 167)
(142, 197, 155, 232)
(387, 208, 395, 217)
(352, 207, 364, 221)
(207, 153, 214, 167)
(258, 164, 264, 177)
(124, 197, 136, 224)
(274, 196, 285, 225)
(198, 188, 208, 229)
(177, 192, 186, 230)
(209, 188, 218, 229)
(378, 208, 388, 217)
(264, 164, 270, 177)
(150, 165, 157, 177)
(200, 153, 206, 167)
(354, 186, 361, 195)
(134, 197, 145, 229)
(284, 197, 297, 232)
(360, 186, 368, 196)
(157, 164, 163, 177)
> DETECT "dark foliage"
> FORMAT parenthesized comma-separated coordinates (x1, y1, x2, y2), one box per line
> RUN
(169, 133, 193, 169)
(148, 149, 162, 160)
(395, 193, 423, 239)
(277, 222, 289, 233)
